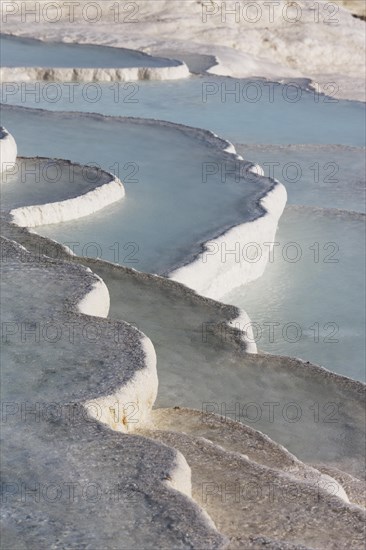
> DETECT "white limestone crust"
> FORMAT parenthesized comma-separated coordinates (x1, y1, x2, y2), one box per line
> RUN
(0, 127, 17, 171)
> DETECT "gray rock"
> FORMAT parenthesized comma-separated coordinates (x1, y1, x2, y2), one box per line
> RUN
(0, 236, 226, 549)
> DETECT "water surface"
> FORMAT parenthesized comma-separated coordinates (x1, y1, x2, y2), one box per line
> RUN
(236, 144, 366, 212)
(1, 105, 271, 274)
(223, 206, 366, 381)
(0, 33, 179, 68)
(1, 76, 364, 146)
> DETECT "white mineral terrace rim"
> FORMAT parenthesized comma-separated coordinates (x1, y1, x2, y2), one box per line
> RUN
(1, 115, 287, 350)
(164, 128, 287, 301)
(0, 34, 190, 82)
(2, 236, 225, 543)
(47, 242, 366, 522)
(53, 113, 286, 304)
(4, 157, 125, 227)
(0, 64, 190, 82)
(0, 126, 17, 169)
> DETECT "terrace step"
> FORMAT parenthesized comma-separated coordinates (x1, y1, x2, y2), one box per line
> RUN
(141, 410, 365, 549)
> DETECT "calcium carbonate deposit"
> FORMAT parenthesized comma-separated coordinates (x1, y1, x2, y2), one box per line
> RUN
(1, 1, 365, 548)
(0, 126, 17, 169)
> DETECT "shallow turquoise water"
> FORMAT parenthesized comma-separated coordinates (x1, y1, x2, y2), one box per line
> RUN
(1, 105, 271, 274)
(223, 206, 366, 382)
(1, 76, 365, 145)
(236, 144, 366, 212)
(0, 34, 179, 68)
(1, 69, 364, 382)
(0, 157, 110, 210)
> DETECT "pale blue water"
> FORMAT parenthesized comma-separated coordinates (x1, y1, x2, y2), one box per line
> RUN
(2, 227, 364, 476)
(0, 33, 179, 68)
(236, 144, 366, 212)
(223, 206, 366, 382)
(0, 105, 271, 274)
(0, 157, 111, 210)
(1, 76, 365, 146)
(1, 69, 364, 381)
